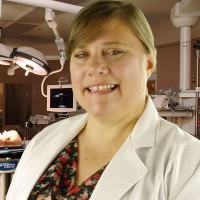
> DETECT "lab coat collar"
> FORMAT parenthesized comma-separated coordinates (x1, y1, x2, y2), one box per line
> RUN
(130, 96, 159, 148)
(90, 96, 159, 199)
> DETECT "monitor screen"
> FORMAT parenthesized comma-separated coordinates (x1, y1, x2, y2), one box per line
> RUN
(47, 84, 77, 112)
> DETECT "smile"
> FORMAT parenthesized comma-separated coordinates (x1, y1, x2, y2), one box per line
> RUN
(88, 84, 117, 92)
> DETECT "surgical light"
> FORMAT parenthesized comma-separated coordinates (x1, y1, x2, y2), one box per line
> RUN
(7, 64, 20, 76)
(11, 47, 51, 76)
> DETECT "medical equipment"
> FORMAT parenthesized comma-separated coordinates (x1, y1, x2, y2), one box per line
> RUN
(171, 0, 200, 90)
(154, 0, 200, 137)
(40, 8, 67, 98)
(0, 41, 51, 76)
(46, 84, 77, 113)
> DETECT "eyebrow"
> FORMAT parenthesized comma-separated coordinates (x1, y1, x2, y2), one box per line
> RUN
(104, 42, 129, 47)
(75, 41, 126, 49)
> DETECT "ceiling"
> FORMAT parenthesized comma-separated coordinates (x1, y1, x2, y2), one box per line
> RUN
(0, 0, 200, 56)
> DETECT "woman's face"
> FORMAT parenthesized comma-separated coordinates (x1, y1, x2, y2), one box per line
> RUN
(70, 21, 153, 119)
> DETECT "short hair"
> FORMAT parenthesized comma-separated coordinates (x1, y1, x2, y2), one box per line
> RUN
(67, 0, 157, 69)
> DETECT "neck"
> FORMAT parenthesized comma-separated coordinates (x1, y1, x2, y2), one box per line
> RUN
(80, 98, 146, 148)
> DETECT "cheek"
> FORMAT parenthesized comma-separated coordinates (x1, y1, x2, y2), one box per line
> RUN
(70, 65, 82, 85)
(111, 59, 134, 76)
(70, 64, 84, 101)
(118, 59, 148, 89)
(114, 59, 142, 81)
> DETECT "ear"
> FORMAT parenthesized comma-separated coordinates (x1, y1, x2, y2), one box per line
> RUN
(146, 56, 155, 79)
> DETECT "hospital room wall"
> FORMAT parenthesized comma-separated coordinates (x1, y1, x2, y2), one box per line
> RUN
(157, 42, 198, 90)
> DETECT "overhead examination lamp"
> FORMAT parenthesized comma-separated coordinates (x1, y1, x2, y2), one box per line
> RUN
(0, 44, 51, 76)
(10, 47, 51, 76)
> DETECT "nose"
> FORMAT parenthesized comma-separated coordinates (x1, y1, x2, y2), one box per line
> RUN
(87, 57, 109, 76)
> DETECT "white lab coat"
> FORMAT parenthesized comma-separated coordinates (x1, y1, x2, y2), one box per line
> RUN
(6, 97, 200, 200)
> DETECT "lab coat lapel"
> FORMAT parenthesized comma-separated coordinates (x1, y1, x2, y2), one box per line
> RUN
(13, 114, 88, 199)
(90, 97, 158, 200)
(90, 137, 148, 200)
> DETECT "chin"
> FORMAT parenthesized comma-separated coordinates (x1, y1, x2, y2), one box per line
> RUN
(87, 107, 112, 118)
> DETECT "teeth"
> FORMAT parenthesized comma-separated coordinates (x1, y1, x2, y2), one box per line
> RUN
(89, 84, 116, 92)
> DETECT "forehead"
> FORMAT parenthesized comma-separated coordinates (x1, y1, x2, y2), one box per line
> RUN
(75, 19, 137, 46)
(72, 21, 146, 55)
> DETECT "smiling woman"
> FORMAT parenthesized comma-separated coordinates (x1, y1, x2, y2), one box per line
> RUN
(7, 1, 200, 200)
(70, 20, 152, 118)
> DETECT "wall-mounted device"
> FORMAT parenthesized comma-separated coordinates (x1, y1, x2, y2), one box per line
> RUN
(47, 84, 77, 113)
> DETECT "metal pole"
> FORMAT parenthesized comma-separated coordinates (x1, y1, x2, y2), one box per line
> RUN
(194, 41, 200, 138)
(180, 26, 191, 90)
(195, 86, 199, 138)
(196, 47, 200, 138)
(4, 0, 83, 14)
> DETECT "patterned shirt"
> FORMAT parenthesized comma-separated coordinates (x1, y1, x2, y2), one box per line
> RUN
(29, 137, 107, 200)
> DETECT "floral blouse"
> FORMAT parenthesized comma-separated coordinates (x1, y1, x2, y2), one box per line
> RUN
(29, 137, 107, 200)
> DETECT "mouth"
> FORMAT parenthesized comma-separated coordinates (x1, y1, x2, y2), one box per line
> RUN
(87, 84, 118, 92)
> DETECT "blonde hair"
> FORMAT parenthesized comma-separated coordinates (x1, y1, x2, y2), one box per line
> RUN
(67, 0, 157, 69)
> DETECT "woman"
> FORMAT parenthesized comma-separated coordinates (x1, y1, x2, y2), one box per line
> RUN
(7, 1, 200, 200)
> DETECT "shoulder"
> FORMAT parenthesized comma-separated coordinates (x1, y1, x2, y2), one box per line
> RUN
(32, 113, 87, 142)
(23, 113, 87, 157)
(157, 117, 200, 148)
(155, 117, 200, 169)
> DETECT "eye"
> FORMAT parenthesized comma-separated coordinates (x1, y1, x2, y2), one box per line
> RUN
(106, 49, 125, 56)
(74, 52, 87, 59)
(111, 50, 123, 55)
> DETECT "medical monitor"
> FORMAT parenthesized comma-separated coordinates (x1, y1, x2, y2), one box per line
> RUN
(47, 84, 77, 112)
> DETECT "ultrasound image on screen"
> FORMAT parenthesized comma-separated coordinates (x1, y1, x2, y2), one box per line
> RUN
(50, 88, 73, 108)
